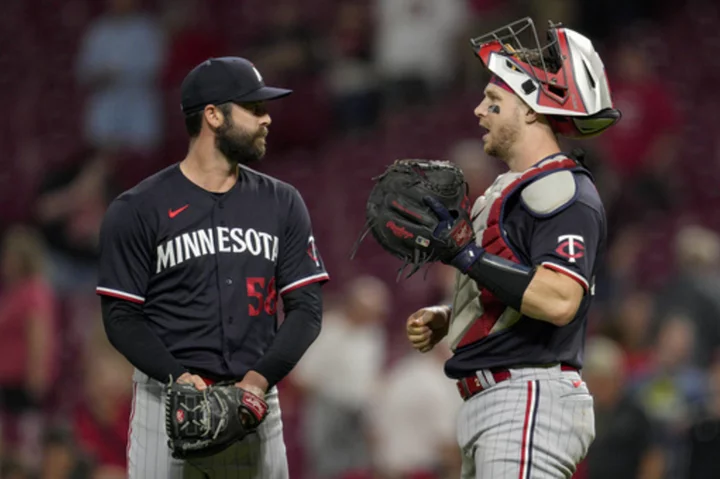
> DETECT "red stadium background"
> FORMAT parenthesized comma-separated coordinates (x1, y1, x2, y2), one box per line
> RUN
(0, 0, 719, 478)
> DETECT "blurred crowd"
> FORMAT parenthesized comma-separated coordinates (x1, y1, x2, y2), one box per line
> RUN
(1, 0, 719, 478)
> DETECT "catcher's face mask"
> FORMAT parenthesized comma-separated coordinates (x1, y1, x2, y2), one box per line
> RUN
(471, 17, 621, 138)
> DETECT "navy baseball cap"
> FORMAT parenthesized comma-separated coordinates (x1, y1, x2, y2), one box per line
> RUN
(180, 57, 292, 115)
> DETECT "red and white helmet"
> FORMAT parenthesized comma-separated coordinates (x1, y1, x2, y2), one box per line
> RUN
(471, 17, 621, 138)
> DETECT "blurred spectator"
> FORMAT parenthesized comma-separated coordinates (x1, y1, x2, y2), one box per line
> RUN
(73, 324, 132, 476)
(39, 426, 94, 479)
(370, 341, 462, 479)
(251, 0, 324, 80)
(580, 336, 665, 479)
(465, 0, 508, 26)
(0, 225, 58, 469)
(374, 0, 467, 109)
(326, 1, 381, 133)
(160, 0, 226, 89)
(0, 460, 31, 479)
(633, 316, 707, 478)
(655, 224, 720, 368)
(599, 38, 680, 228)
(602, 291, 656, 379)
(292, 276, 390, 479)
(577, 1, 670, 43)
(92, 468, 127, 479)
(0, 459, 31, 479)
(447, 138, 502, 199)
(594, 222, 645, 304)
(460, 0, 516, 90)
(249, 0, 331, 151)
(159, 0, 227, 158)
(76, 0, 166, 152)
(686, 352, 720, 479)
(34, 148, 118, 296)
(529, 0, 578, 29)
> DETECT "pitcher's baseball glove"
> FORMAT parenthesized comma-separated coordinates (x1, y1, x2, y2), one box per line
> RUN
(164, 381, 268, 460)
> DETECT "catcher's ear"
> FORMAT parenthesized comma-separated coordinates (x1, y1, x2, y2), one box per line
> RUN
(524, 106, 539, 125)
(513, 96, 537, 125)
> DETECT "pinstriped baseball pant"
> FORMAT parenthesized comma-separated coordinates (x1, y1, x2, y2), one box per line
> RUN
(457, 365, 595, 479)
(127, 369, 289, 479)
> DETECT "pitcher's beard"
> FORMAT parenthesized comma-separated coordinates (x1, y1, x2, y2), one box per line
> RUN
(214, 119, 266, 166)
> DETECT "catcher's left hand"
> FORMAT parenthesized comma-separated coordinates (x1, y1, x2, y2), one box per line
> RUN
(422, 196, 476, 264)
(164, 380, 268, 460)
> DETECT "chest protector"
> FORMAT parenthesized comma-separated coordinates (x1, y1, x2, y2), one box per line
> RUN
(448, 155, 587, 351)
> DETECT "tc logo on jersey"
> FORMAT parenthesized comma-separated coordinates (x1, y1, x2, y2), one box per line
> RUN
(556, 235, 585, 263)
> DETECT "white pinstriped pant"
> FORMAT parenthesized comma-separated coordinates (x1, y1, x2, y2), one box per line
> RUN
(128, 369, 289, 479)
(457, 365, 595, 479)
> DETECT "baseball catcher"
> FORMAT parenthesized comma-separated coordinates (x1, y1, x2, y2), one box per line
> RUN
(356, 16, 621, 479)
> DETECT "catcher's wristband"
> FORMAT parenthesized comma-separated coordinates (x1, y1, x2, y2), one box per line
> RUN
(454, 244, 535, 312)
(450, 243, 484, 273)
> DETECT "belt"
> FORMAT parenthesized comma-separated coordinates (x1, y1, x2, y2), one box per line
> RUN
(456, 363, 579, 401)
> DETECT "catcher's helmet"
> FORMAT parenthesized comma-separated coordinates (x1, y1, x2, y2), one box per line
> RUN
(471, 17, 621, 138)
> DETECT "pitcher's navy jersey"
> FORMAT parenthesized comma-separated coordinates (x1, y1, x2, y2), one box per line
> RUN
(445, 171, 605, 379)
(96, 164, 329, 379)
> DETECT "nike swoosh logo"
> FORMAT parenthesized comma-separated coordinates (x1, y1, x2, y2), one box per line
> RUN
(572, 380, 583, 388)
(168, 204, 189, 218)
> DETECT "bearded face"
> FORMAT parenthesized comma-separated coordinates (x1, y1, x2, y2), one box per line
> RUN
(212, 111, 268, 166)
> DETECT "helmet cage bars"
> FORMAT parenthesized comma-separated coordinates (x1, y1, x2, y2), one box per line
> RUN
(470, 17, 621, 137)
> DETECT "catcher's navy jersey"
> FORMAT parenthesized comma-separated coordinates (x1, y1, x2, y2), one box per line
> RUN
(96, 164, 329, 378)
(445, 166, 605, 378)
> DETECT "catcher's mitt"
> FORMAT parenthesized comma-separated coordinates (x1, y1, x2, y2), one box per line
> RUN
(164, 381, 268, 460)
(351, 159, 473, 279)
